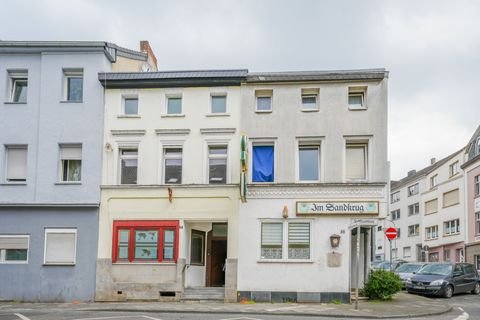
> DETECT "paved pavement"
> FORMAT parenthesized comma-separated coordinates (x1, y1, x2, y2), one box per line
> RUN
(0, 292, 457, 319)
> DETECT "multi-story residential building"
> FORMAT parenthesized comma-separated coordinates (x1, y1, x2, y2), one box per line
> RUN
(237, 69, 389, 303)
(95, 70, 246, 302)
(0, 41, 156, 301)
(463, 126, 480, 269)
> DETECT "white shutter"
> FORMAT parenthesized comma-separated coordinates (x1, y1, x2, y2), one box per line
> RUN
(443, 189, 459, 207)
(45, 230, 76, 264)
(6, 147, 27, 180)
(288, 223, 310, 244)
(0, 236, 28, 249)
(261, 223, 283, 246)
(60, 146, 82, 160)
(346, 145, 366, 179)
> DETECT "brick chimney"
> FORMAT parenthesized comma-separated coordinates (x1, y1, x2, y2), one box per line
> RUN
(407, 170, 416, 177)
(140, 40, 158, 71)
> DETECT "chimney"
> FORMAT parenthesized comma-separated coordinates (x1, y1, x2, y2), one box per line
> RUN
(139, 40, 158, 71)
(407, 170, 416, 177)
(430, 158, 436, 165)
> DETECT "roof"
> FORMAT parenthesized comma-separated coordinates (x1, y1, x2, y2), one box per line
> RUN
(98, 69, 249, 88)
(247, 68, 388, 83)
(0, 41, 147, 62)
(461, 125, 480, 169)
(391, 148, 464, 191)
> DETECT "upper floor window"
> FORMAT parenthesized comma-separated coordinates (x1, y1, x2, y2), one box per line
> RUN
(391, 191, 400, 203)
(8, 70, 28, 103)
(211, 95, 227, 114)
(208, 145, 227, 184)
(298, 144, 320, 182)
(0, 235, 29, 263)
(119, 148, 138, 184)
(391, 209, 400, 220)
(425, 198, 438, 215)
(476, 212, 480, 235)
(449, 161, 459, 177)
(443, 189, 459, 208)
(301, 88, 319, 111)
(425, 225, 438, 240)
(252, 144, 274, 183)
(5, 145, 27, 183)
(345, 142, 367, 180)
(167, 96, 182, 115)
(403, 246, 411, 258)
(124, 97, 139, 115)
(348, 87, 367, 110)
(443, 219, 460, 236)
(164, 148, 182, 184)
(63, 69, 83, 102)
(255, 90, 272, 112)
(59, 144, 82, 182)
(475, 175, 479, 197)
(430, 174, 438, 189)
(408, 183, 419, 196)
(408, 203, 419, 216)
(408, 224, 419, 237)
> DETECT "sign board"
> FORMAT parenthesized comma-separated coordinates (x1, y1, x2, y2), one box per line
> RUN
(239, 135, 248, 202)
(385, 227, 397, 240)
(296, 201, 379, 215)
(349, 218, 378, 229)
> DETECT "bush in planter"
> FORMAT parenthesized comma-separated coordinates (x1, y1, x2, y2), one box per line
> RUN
(363, 269, 402, 300)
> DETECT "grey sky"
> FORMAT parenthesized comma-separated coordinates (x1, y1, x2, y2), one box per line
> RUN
(1, 0, 479, 180)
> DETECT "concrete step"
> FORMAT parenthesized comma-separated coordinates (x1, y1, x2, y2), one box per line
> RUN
(182, 287, 225, 301)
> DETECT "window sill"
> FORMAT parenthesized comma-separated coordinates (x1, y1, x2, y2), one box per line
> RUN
(255, 110, 272, 114)
(424, 211, 438, 215)
(4, 101, 27, 105)
(117, 114, 141, 119)
(348, 107, 367, 111)
(443, 232, 460, 237)
(55, 182, 82, 185)
(60, 100, 83, 104)
(0, 261, 28, 264)
(113, 262, 177, 265)
(0, 182, 27, 186)
(206, 113, 230, 117)
(43, 263, 75, 266)
(301, 108, 319, 112)
(425, 238, 438, 241)
(257, 259, 314, 264)
(161, 114, 185, 118)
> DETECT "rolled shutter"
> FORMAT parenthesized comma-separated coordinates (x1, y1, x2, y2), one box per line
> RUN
(45, 231, 76, 264)
(7, 147, 27, 180)
(288, 223, 310, 244)
(425, 199, 438, 214)
(60, 146, 82, 160)
(443, 189, 459, 207)
(346, 145, 366, 179)
(261, 223, 282, 246)
(0, 236, 28, 249)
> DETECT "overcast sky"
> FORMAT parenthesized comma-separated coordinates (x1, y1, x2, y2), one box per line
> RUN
(1, 0, 478, 180)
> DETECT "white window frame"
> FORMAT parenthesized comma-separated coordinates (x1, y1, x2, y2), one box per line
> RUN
(296, 138, 322, 183)
(0, 235, 29, 264)
(8, 70, 28, 103)
(166, 95, 183, 115)
(426, 225, 438, 240)
(58, 144, 82, 183)
(408, 183, 419, 196)
(474, 175, 479, 197)
(210, 94, 228, 114)
(4, 145, 28, 183)
(444, 249, 450, 261)
(249, 139, 277, 184)
(449, 161, 459, 177)
(163, 146, 183, 184)
(255, 90, 273, 113)
(344, 137, 371, 182)
(391, 191, 400, 204)
(443, 219, 460, 236)
(348, 87, 367, 110)
(63, 69, 83, 102)
(408, 224, 420, 237)
(122, 95, 139, 116)
(300, 88, 319, 111)
(403, 246, 411, 258)
(207, 143, 228, 184)
(118, 147, 139, 185)
(43, 228, 77, 265)
(258, 219, 313, 262)
(430, 174, 438, 189)
(391, 209, 400, 221)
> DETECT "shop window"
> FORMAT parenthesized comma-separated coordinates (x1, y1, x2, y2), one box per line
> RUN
(429, 252, 439, 262)
(252, 144, 274, 183)
(260, 221, 311, 261)
(0, 235, 29, 263)
(443, 249, 450, 261)
(190, 230, 205, 266)
(44, 229, 77, 265)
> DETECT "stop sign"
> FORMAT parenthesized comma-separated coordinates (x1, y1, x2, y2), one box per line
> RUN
(385, 227, 397, 239)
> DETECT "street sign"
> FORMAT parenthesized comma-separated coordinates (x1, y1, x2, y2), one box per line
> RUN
(385, 227, 397, 239)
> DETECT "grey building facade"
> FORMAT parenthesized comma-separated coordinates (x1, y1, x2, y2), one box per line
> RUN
(0, 41, 156, 301)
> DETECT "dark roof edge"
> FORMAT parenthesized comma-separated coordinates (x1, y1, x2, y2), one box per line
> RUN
(461, 154, 480, 170)
(247, 68, 388, 83)
(98, 77, 246, 89)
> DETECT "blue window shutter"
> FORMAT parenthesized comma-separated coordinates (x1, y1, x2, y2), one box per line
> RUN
(252, 146, 274, 182)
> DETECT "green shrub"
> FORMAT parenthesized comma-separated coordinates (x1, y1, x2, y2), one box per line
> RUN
(363, 269, 402, 300)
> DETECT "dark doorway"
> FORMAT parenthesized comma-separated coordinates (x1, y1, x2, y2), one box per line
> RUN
(206, 223, 228, 287)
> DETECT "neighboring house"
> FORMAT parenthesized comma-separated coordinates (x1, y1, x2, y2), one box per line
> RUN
(462, 126, 480, 269)
(0, 41, 156, 301)
(237, 69, 389, 303)
(95, 70, 246, 302)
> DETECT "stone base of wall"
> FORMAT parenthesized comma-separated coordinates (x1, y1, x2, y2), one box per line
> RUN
(237, 291, 350, 304)
(224, 258, 238, 302)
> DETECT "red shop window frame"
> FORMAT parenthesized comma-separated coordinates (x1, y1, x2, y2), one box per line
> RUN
(112, 220, 179, 263)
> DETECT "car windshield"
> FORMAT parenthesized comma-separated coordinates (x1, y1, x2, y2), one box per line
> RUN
(395, 263, 423, 273)
(417, 264, 453, 276)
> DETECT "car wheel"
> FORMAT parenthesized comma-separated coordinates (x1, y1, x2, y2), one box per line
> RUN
(444, 285, 453, 298)
(471, 283, 480, 295)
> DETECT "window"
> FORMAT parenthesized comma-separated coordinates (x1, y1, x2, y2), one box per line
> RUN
(59, 144, 82, 182)
(449, 161, 459, 177)
(164, 148, 182, 184)
(408, 183, 419, 196)
(475, 255, 480, 270)
(430, 174, 438, 188)
(0, 235, 29, 263)
(391, 191, 400, 203)
(301, 88, 319, 110)
(396, 228, 401, 239)
(443, 249, 450, 261)
(392, 248, 398, 259)
(63, 69, 83, 102)
(252, 144, 274, 183)
(474, 175, 479, 196)
(112, 220, 179, 263)
(429, 252, 439, 262)
(44, 229, 77, 265)
(377, 226, 382, 231)
(5, 145, 27, 182)
(444, 219, 460, 236)
(8, 70, 28, 103)
(167, 96, 182, 114)
(211, 95, 227, 113)
(408, 224, 420, 237)
(408, 203, 420, 216)
(391, 209, 400, 220)
(255, 90, 272, 112)
(260, 221, 311, 261)
(190, 230, 205, 265)
(456, 248, 464, 262)
(208, 145, 227, 184)
(426, 225, 438, 240)
(298, 144, 320, 182)
(348, 87, 366, 110)
(403, 247, 411, 258)
(425, 198, 438, 215)
(443, 189, 459, 208)
(124, 97, 138, 115)
(119, 148, 138, 184)
(345, 142, 367, 180)
(476, 212, 480, 235)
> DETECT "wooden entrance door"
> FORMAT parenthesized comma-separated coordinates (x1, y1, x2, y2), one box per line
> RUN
(206, 225, 228, 287)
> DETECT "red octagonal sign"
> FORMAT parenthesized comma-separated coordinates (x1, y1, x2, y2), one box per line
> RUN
(385, 227, 397, 240)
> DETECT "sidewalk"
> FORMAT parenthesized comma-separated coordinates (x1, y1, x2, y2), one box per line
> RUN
(0, 292, 452, 319)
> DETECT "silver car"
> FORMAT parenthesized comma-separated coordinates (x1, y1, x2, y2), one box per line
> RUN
(395, 263, 427, 288)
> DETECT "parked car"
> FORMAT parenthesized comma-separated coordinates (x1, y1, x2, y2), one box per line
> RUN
(395, 263, 427, 288)
(371, 259, 407, 271)
(406, 263, 480, 298)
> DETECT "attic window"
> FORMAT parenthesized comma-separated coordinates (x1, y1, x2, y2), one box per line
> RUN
(348, 87, 367, 110)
